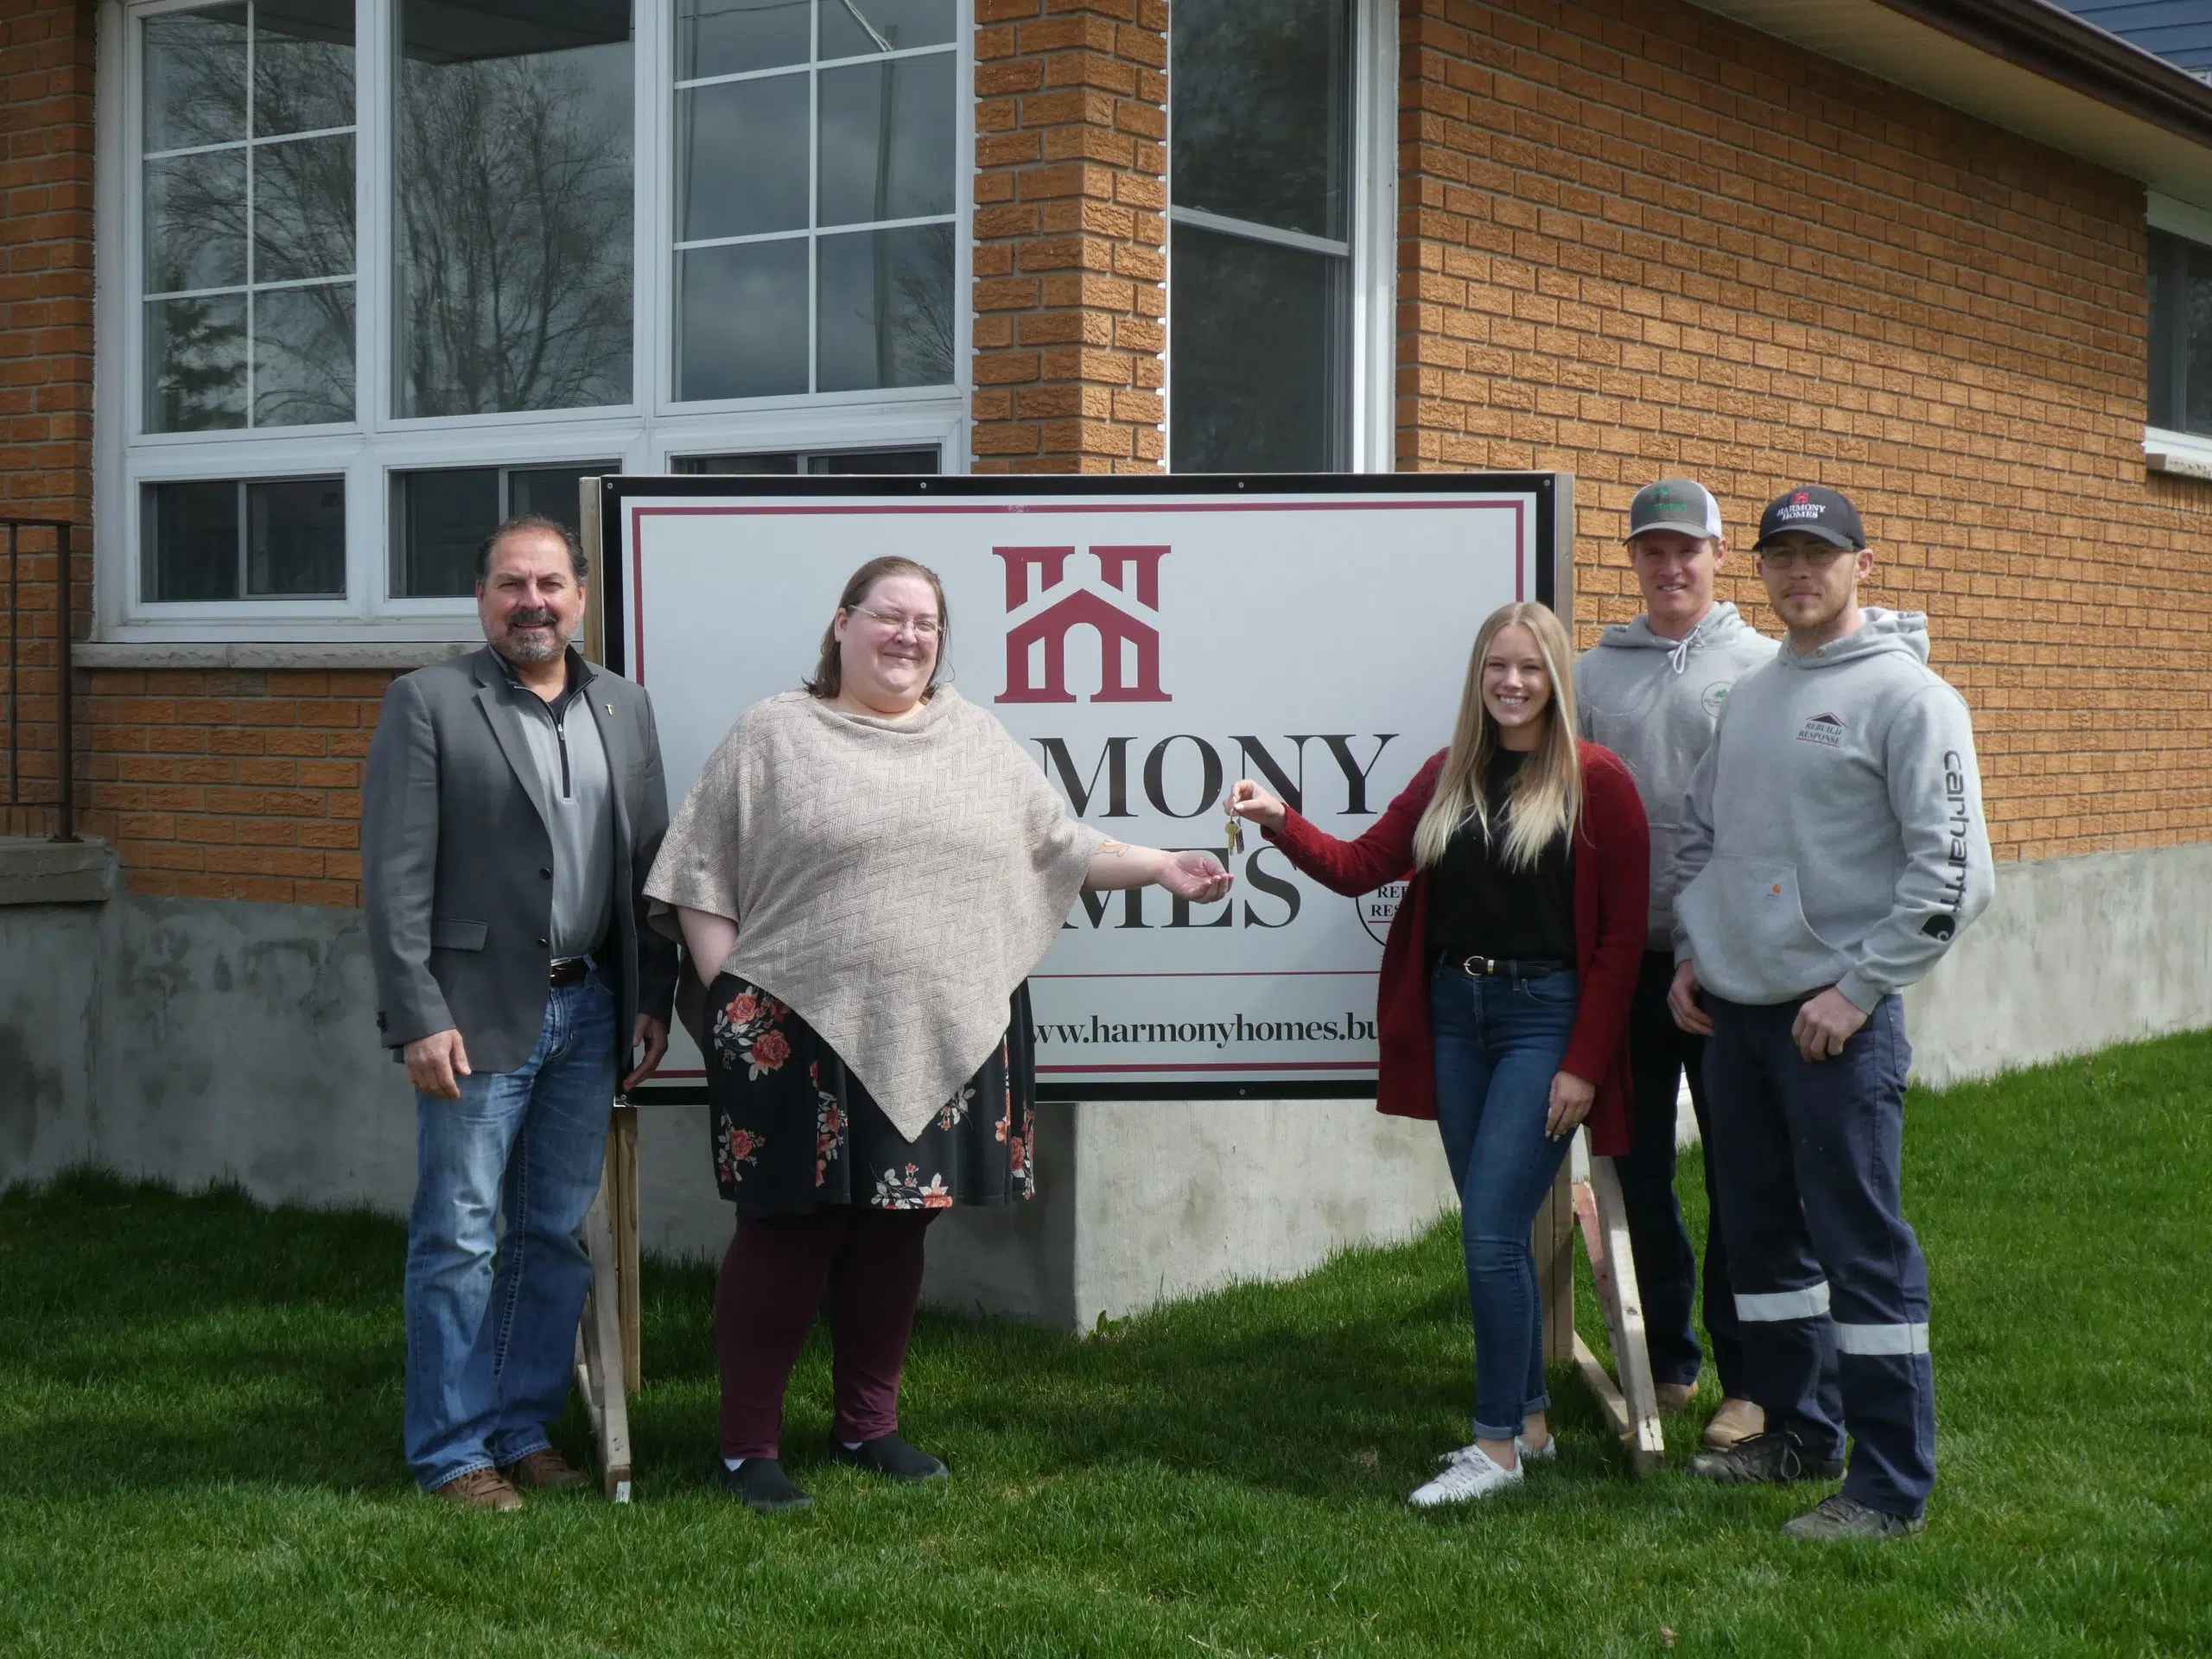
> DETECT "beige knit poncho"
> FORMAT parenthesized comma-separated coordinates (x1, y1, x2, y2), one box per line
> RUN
(645, 689, 1106, 1141)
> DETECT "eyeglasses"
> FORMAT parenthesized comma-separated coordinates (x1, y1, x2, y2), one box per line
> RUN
(852, 605, 941, 639)
(1758, 545, 1853, 569)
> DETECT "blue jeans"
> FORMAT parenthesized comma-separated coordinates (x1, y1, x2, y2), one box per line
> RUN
(1431, 964, 1580, 1442)
(403, 968, 616, 1492)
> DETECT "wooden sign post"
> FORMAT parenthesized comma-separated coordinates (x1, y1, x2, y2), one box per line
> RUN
(1536, 1147, 1667, 1474)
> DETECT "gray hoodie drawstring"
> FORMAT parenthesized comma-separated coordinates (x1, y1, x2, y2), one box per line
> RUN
(1668, 622, 1700, 676)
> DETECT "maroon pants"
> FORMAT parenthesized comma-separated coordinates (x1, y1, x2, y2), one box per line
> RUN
(715, 1207, 938, 1459)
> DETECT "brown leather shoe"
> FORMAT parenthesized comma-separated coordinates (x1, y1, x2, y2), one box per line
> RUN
(434, 1468, 524, 1511)
(1702, 1396, 1766, 1451)
(499, 1449, 590, 1491)
(1654, 1382, 1697, 1416)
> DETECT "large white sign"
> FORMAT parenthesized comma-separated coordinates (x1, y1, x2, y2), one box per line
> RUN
(603, 474, 1568, 1099)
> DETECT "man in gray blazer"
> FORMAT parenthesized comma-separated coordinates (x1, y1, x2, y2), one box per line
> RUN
(364, 514, 677, 1510)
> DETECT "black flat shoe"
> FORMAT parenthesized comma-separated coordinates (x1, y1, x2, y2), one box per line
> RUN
(715, 1458, 812, 1513)
(826, 1433, 948, 1483)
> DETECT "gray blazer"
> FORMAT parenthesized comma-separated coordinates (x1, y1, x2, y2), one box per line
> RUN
(362, 645, 679, 1077)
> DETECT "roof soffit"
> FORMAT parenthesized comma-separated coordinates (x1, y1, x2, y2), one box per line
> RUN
(1691, 0, 2212, 209)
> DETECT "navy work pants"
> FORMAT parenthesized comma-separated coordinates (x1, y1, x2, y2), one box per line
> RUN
(1703, 993, 1935, 1518)
(1613, 951, 1745, 1395)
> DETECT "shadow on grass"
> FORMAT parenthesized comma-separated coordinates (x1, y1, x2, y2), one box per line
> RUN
(0, 1166, 1627, 1508)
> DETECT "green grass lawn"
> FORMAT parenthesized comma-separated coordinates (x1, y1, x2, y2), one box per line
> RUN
(2, 1033, 2208, 1657)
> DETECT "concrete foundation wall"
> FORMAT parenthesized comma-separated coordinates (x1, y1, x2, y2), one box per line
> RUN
(3, 838, 2207, 1329)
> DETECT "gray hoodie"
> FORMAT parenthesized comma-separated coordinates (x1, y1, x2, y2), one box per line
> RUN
(1670, 609, 1994, 1011)
(1576, 601, 1777, 940)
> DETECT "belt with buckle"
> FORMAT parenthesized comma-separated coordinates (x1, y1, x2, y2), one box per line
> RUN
(549, 957, 591, 987)
(1446, 955, 1570, 980)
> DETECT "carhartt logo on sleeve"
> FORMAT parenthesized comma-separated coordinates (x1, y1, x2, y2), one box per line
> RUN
(1796, 712, 1846, 747)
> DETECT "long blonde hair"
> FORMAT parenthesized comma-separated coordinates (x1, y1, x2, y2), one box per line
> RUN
(1412, 602, 1584, 871)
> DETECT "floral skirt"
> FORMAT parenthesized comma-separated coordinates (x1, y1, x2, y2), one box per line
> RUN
(703, 973, 1039, 1217)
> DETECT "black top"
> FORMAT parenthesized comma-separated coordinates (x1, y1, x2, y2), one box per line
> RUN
(1427, 748, 1577, 965)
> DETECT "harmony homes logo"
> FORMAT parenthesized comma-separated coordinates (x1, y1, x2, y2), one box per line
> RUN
(995, 544, 1172, 704)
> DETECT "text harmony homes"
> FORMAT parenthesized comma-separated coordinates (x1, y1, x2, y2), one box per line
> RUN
(3, 0, 2210, 1297)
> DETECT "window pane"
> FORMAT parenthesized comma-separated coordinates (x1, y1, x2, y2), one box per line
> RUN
(2185, 241, 2212, 437)
(677, 238, 810, 399)
(397, 0, 634, 416)
(144, 5, 248, 153)
(147, 294, 249, 432)
(143, 480, 241, 602)
(677, 0, 809, 79)
(2150, 232, 2176, 430)
(510, 464, 616, 533)
(1171, 0, 1351, 241)
(673, 452, 803, 474)
(246, 476, 347, 595)
(819, 0, 957, 59)
(678, 73, 810, 241)
(395, 467, 500, 598)
(253, 284, 354, 425)
(817, 223, 954, 391)
(1170, 226, 1346, 472)
(254, 0, 355, 137)
(808, 446, 938, 473)
(145, 149, 248, 294)
(817, 54, 955, 226)
(253, 135, 355, 283)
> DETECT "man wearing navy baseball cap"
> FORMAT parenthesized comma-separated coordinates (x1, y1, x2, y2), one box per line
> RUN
(1668, 483, 1993, 1538)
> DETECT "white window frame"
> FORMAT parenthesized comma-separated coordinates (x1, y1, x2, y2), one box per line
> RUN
(2145, 192, 2212, 475)
(1162, 0, 1395, 475)
(92, 0, 973, 645)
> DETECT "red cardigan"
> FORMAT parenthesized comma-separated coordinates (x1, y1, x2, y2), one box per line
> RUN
(1267, 742, 1650, 1157)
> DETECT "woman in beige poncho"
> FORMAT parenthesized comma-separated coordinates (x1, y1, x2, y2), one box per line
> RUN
(647, 554, 1230, 1515)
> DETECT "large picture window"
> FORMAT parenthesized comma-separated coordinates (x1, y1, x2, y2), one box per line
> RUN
(106, 0, 969, 638)
(1169, 0, 1382, 474)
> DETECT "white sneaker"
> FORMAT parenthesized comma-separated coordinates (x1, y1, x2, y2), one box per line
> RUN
(1408, 1442, 1522, 1508)
(1517, 1434, 1555, 1462)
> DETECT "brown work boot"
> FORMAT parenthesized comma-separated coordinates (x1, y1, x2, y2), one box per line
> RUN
(433, 1468, 524, 1511)
(1654, 1382, 1697, 1416)
(1701, 1396, 1765, 1451)
(499, 1449, 590, 1491)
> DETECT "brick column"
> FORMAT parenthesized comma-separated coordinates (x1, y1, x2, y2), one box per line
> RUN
(1, 0, 96, 837)
(972, 0, 1167, 474)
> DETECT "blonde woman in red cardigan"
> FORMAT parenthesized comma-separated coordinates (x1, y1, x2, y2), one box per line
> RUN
(1230, 601, 1649, 1507)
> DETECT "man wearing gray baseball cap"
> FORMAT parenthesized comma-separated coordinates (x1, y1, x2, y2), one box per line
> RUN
(1576, 478, 1776, 1453)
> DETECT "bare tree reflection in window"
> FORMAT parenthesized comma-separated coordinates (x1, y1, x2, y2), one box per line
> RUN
(397, 3, 634, 417)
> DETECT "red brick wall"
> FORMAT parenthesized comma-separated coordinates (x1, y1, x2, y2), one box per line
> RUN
(79, 669, 384, 906)
(8, 0, 2210, 900)
(0, 0, 93, 838)
(972, 0, 1168, 473)
(1399, 0, 2212, 860)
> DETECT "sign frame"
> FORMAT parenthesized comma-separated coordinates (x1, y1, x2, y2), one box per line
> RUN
(599, 470, 1573, 1104)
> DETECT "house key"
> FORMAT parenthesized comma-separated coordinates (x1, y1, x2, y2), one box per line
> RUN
(1224, 809, 1245, 859)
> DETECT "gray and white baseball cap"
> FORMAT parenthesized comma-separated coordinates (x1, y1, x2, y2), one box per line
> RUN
(1625, 478, 1723, 543)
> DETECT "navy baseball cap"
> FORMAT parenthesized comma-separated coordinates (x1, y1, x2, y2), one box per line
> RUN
(1754, 485, 1866, 551)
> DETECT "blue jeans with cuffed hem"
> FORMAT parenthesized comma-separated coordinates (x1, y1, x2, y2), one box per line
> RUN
(403, 967, 615, 1493)
(1430, 965, 1580, 1443)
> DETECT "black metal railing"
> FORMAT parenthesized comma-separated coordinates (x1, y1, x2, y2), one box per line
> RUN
(3, 518, 79, 843)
